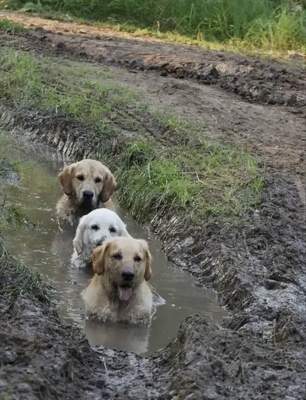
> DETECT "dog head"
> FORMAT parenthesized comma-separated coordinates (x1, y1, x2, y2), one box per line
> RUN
(92, 237, 152, 302)
(58, 159, 116, 212)
(73, 209, 130, 258)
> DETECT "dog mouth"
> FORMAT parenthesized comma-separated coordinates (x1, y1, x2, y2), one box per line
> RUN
(118, 285, 133, 302)
(80, 199, 95, 211)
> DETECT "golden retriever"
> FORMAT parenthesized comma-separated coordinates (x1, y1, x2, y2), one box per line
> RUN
(56, 159, 116, 226)
(82, 237, 153, 324)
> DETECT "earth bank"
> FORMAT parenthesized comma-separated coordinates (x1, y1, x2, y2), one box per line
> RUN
(1, 240, 306, 400)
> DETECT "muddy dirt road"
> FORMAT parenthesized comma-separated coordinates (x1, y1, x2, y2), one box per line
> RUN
(0, 11, 305, 173)
(0, 11, 306, 400)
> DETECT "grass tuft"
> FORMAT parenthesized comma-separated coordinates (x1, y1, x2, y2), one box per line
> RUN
(0, 18, 26, 33)
(116, 140, 263, 220)
(118, 157, 197, 217)
(0, 238, 49, 303)
(122, 141, 155, 168)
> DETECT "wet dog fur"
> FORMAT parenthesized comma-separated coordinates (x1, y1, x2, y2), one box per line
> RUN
(82, 237, 153, 324)
(71, 208, 130, 269)
(56, 159, 116, 227)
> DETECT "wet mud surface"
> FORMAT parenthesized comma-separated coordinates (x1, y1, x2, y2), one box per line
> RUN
(0, 245, 156, 400)
(2, 260, 306, 399)
(1, 105, 306, 399)
(0, 19, 305, 172)
(0, 12, 306, 399)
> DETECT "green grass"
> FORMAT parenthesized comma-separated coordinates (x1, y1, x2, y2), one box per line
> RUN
(243, 6, 306, 50)
(2, 0, 306, 52)
(0, 202, 29, 229)
(0, 48, 142, 137)
(0, 47, 263, 220)
(116, 140, 263, 220)
(0, 17, 25, 33)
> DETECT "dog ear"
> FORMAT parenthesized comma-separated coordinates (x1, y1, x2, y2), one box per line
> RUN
(92, 242, 110, 275)
(58, 165, 74, 196)
(73, 216, 86, 255)
(100, 171, 117, 203)
(139, 240, 152, 281)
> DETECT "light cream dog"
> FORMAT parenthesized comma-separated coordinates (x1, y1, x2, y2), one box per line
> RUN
(56, 159, 116, 226)
(71, 208, 131, 269)
(82, 237, 153, 324)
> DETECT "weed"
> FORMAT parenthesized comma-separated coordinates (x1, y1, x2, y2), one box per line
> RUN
(0, 238, 49, 303)
(2, 0, 305, 51)
(0, 18, 25, 33)
(122, 141, 155, 168)
(118, 157, 197, 218)
(245, 6, 306, 50)
(116, 140, 263, 220)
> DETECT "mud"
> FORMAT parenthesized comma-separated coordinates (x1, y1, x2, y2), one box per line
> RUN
(2, 244, 306, 400)
(154, 315, 306, 400)
(0, 242, 156, 400)
(0, 25, 305, 173)
(0, 13, 306, 399)
(1, 104, 306, 398)
(1, 11, 306, 115)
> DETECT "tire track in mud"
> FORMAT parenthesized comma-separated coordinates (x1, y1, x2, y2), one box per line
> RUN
(1, 11, 306, 114)
(0, 27, 305, 173)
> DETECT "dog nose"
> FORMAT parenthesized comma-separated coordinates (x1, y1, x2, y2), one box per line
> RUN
(121, 271, 134, 281)
(83, 190, 94, 200)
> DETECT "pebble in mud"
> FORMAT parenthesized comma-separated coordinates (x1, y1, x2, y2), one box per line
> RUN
(2, 350, 17, 363)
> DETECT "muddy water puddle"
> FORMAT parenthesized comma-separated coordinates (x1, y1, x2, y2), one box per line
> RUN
(0, 131, 224, 354)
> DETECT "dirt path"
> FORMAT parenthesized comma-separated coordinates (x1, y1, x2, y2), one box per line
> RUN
(1, 11, 306, 400)
(0, 11, 305, 173)
(1, 11, 306, 109)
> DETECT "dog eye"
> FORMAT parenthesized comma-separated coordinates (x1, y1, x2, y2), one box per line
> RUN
(91, 224, 99, 231)
(134, 255, 142, 262)
(94, 177, 102, 183)
(109, 226, 116, 233)
(76, 174, 84, 181)
(112, 252, 122, 260)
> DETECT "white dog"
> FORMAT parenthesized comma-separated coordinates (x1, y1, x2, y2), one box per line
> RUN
(71, 209, 130, 269)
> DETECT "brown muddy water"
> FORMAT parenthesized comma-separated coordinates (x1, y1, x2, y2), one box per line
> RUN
(0, 131, 224, 354)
